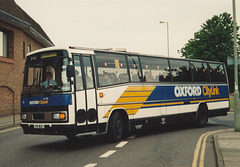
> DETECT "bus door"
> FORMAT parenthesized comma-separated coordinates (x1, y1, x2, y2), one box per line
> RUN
(73, 55, 97, 133)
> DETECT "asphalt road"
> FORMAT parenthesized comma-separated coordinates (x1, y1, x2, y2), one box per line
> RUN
(0, 113, 234, 167)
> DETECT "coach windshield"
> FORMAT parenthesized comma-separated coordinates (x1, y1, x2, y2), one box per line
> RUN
(22, 50, 71, 95)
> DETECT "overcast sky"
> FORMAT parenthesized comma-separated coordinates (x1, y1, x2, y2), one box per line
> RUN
(15, 0, 240, 58)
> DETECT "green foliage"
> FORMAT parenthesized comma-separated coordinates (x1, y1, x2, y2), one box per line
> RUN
(181, 12, 240, 64)
(181, 13, 240, 93)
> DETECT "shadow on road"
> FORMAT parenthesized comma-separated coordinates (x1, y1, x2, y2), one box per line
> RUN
(133, 121, 223, 139)
(26, 117, 231, 152)
(26, 134, 112, 152)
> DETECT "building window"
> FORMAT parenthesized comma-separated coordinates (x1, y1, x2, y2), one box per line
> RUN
(23, 42, 25, 58)
(0, 31, 7, 58)
(28, 45, 31, 53)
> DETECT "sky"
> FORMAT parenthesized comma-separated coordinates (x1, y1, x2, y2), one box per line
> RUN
(15, 0, 240, 58)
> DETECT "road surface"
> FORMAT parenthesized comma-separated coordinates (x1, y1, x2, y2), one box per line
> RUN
(0, 113, 234, 167)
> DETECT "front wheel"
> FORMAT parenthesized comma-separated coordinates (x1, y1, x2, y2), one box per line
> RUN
(108, 112, 125, 142)
(195, 104, 208, 128)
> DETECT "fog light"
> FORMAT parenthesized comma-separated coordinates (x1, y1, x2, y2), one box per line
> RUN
(53, 113, 66, 120)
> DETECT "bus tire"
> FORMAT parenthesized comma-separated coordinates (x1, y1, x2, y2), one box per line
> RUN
(108, 112, 125, 142)
(195, 104, 208, 128)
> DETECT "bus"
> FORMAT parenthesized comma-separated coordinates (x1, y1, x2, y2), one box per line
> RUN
(20, 46, 229, 141)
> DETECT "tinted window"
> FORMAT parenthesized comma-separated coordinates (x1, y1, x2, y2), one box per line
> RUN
(209, 63, 226, 82)
(140, 56, 171, 82)
(95, 52, 129, 86)
(169, 59, 192, 82)
(190, 61, 210, 82)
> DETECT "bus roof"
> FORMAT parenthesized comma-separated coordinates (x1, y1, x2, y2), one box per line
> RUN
(26, 46, 225, 64)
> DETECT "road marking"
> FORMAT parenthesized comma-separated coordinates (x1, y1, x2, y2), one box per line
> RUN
(192, 132, 206, 167)
(0, 126, 21, 134)
(115, 141, 128, 148)
(100, 150, 116, 158)
(88, 136, 133, 165)
(84, 163, 97, 167)
(192, 129, 233, 167)
(128, 135, 136, 139)
(199, 131, 211, 167)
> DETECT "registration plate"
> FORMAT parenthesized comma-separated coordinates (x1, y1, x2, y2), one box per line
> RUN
(34, 125, 45, 129)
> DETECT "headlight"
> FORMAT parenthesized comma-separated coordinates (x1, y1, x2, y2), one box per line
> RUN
(52, 113, 66, 120)
(21, 114, 27, 120)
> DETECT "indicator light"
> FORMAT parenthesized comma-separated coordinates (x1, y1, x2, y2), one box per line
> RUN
(59, 113, 66, 120)
(53, 113, 66, 120)
(99, 92, 104, 98)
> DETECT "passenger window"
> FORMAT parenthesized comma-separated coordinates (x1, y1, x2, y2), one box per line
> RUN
(83, 56, 94, 89)
(190, 61, 210, 82)
(140, 56, 171, 82)
(73, 55, 83, 90)
(95, 52, 129, 87)
(208, 63, 226, 83)
(127, 55, 142, 82)
(169, 59, 192, 82)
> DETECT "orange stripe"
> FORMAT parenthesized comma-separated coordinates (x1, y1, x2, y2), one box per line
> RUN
(121, 91, 152, 97)
(190, 98, 229, 103)
(125, 86, 155, 91)
(103, 86, 155, 118)
(116, 97, 148, 103)
(143, 101, 184, 107)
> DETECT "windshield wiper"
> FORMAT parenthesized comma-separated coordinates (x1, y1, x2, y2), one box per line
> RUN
(27, 71, 39, 96)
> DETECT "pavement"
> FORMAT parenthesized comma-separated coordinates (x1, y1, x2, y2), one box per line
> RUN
(0, 113, 240, 167)
(0, 113, 21, 130)
(214, 130, 240, 167)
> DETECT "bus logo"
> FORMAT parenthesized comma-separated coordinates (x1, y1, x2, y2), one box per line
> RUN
(174, 85, 220, 98)
(174, 86, 201, 98)
(29, 100, 48, 105)
(202, 86, 220, 97)
(29, 100, 40, 105)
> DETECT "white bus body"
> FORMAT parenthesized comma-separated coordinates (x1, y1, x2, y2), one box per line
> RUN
(21, 47, 229, 141)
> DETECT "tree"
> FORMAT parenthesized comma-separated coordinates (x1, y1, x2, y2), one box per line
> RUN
(181, 12, 239, 63)
(181, 12, 240, 92)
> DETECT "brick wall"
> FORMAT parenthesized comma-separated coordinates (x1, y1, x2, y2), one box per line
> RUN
(0, 21, 47, 116)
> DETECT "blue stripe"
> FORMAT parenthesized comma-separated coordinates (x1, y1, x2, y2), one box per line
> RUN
(147, 85, 229, 101)
(21, 94, 72, 107)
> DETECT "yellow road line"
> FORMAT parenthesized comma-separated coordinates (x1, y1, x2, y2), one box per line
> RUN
(192, 132, 206, 167)
(192, 128, 233, 167)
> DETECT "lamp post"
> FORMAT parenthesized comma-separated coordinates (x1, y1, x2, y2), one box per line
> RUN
(232, 0, 240, 131)
(160, 21, 170, 57)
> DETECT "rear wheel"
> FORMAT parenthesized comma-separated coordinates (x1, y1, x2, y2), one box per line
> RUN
(196, 104, 208, 128)
(108, 112, 125, 142)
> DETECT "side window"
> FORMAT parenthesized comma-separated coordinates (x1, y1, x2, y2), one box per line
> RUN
(209, 63, 226, 83)
(73, 55, 83, 90)
(190, 61, 210, 82)
(127, 55, 142, 82)
(169, 59, 192, 82)
(0, 31, 7, 58)
(140, 56, 171, 82)
(95, 52, 129, 87)
(83, 56, 94, 89)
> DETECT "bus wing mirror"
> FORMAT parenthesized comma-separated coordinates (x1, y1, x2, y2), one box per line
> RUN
(67, 65, 75, 78)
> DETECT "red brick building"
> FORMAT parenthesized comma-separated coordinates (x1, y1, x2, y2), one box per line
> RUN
(0, 0, 54, 115)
